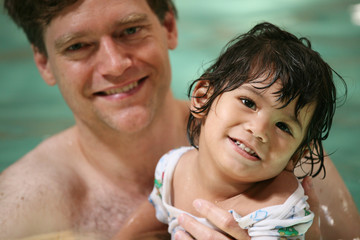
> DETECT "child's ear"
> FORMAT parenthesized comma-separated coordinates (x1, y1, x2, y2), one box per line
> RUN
(286, 144, 312, 171)
(190, 81, 212, 119)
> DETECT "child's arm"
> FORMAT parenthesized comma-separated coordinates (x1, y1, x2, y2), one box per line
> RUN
(113, 200, 168, 240)
(236, 171, 313, 239)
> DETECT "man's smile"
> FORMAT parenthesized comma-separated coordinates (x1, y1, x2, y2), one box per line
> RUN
(95, 77, 147, 96)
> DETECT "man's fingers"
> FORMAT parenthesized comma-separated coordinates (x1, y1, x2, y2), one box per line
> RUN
(174, 227, 193, 240)
(302, 176, 320, 213)
(192, 199, 249, 239)
(176, 213, 230, 240)
(302, 176, 321, 240)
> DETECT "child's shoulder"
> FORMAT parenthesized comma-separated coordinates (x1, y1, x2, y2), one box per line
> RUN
(231, 171, 299, 215)
(268, 170, 299, 190)
(157, 146, 193, 166)
(256, 171, 299, 206)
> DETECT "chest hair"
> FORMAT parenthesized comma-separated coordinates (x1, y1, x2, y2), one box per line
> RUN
(74, 185, 147, 239)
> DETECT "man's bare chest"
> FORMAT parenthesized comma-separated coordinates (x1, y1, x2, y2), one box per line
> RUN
(74, 187, 147, 239)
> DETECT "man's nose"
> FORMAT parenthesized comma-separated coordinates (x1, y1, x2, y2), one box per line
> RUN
(96, 37, 132, 77)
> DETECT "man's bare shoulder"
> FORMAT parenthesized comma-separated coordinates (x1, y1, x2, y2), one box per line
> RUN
(0, 127, 80, 186)
(0, 127, 85, 238)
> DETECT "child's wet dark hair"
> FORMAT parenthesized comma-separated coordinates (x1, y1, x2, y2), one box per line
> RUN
(187, 22, 347, 178)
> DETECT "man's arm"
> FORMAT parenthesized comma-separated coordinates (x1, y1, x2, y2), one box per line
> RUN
(113, 200, 168, 240)
(312, 156, 360, 239)
(0, 157, 73, 239)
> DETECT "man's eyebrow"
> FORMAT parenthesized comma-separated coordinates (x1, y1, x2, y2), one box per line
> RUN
(54, 13, 149, 51)
(114, 13, 148, 26)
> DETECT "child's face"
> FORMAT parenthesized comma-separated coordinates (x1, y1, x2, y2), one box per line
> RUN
(196, 80, 315, 183)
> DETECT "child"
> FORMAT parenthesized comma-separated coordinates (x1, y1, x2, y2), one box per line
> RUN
(117, 22, 346, 239)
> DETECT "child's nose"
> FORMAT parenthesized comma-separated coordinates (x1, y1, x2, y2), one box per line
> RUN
(246, 115, 270, 143)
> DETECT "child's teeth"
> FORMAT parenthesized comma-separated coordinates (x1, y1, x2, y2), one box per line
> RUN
(236, 141, 255, 154)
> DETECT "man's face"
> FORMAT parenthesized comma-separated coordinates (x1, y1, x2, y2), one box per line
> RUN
(35, 0, 178, 135)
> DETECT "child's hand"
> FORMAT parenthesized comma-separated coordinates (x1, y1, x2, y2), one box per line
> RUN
(175, 199, 250, 240)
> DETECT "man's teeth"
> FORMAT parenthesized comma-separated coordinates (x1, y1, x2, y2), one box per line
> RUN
(104, 81, 138, 95)
(235, 141, 256, 155)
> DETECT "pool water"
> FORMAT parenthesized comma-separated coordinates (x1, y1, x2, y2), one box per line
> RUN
(1, 0, 359, 209)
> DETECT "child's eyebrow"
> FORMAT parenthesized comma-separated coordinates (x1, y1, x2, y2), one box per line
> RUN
(288, 114, 303, 132)
(242, 85, 263, 96)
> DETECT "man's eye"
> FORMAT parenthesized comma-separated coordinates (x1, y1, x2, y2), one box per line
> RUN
(67, 43, 86, 51)
(123, 27, 140, 36)
(276, 122, 292, 135)
(241, 98, 256, 110)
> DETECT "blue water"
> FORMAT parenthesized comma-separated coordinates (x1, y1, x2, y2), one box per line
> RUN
(1, 0, 359, 208)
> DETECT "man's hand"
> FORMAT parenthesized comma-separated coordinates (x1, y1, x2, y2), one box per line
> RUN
(174, 200, 250, 240)
(302, 176, 321, 240)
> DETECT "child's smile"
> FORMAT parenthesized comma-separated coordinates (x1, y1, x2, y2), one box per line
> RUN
(229, 137, 260, 160)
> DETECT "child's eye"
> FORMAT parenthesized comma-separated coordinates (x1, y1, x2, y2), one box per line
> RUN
(241, 98, 256, 110)
(276, 122, 292, 135)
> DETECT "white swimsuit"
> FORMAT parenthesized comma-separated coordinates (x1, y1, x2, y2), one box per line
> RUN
(149, 147, 314, 239)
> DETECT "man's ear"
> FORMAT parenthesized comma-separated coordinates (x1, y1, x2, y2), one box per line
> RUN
(163, 10, 178, 50)
(32, 46, 57, 86)
(190, 81, 212, 119)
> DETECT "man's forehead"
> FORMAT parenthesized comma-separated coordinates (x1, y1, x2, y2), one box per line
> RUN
(45, 0, 153, 41)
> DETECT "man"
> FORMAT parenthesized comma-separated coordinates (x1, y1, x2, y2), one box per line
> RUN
(1, 0, 359, 239)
